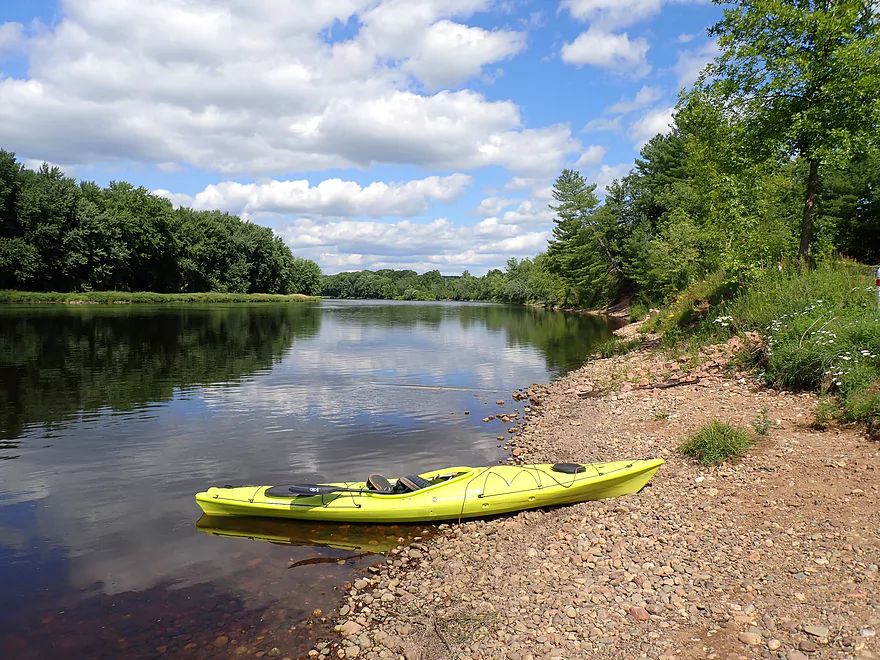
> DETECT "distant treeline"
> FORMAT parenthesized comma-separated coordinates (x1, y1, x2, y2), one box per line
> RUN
(320, 265, 538, 302)
(0, 150, 322, 295)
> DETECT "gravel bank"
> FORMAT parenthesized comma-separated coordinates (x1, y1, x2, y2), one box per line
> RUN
(314, 332, 880, 660)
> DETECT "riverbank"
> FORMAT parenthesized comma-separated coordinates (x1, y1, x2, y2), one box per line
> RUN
(0, 290, 320, 304)
(314, 322, 879, 660)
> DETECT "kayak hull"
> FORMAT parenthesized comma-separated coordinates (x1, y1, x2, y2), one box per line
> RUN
(195, 459, 664, 523)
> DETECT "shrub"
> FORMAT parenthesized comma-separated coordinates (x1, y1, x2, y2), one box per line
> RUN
(678, 420, 755, 465)
(629, 301, 650, 322)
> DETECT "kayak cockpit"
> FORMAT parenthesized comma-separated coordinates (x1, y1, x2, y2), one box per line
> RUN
(264, 467, 473, 499)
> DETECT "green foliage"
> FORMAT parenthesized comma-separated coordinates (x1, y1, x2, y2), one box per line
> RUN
(593, 337, 642, 358)
(0, 150, 321, 295)
(545, 169, 625, 308)
(698, 0, 880, 259)
(629, 302, 650, 322)
(678, 420, 756, 465)
(751, 406, 772, 436)
(811, 398, 836, 430)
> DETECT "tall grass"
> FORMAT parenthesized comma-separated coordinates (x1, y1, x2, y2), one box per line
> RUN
(0, 290, 319, 304)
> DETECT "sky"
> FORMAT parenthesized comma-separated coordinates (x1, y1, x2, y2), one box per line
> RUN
(0, 0, 722, 275)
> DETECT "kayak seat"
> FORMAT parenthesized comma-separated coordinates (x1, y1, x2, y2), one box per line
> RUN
(552, 463, 586, 474)
(395, 474, 433, 493)
(367, 474, 393, 492)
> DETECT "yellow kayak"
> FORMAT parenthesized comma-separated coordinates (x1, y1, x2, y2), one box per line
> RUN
(195, 459, 664, 523)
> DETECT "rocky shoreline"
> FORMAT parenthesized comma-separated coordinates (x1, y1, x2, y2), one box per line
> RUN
(313, 326, 879, 660)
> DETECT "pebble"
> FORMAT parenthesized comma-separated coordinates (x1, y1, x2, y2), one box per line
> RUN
(803, 625, 829, 637)
(738, 632, 761, 645)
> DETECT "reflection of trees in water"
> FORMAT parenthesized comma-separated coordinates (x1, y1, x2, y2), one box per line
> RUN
(458, 304, 613, 373)
(0, 301, 610, 447)
(325, 302, 612, 373)
(0, 305, 321, 442)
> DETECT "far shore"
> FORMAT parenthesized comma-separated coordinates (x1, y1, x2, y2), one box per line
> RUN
(0, 290, 321, 304)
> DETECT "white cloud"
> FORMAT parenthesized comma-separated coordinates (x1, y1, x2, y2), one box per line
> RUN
(0, 22, 25, 53)
(401, 20, 526, 90)
(674, 40, 718, 89)
(583, 116, 621, 132)
(0, 0, 577, 176)
(629, 106, 675, 148)
(574, 144, 606, 169)
(561, 28, 650, 77)
(560, 0, 663, 29)
(279, 216, 548, 274)
(676, 32, 697, 43)
(156, 173, 473, 218)
(607, 85, 662, 114)
(503, 176, 545, 191)
(475, 195, 515, 217)
(592, 163, 632, 194)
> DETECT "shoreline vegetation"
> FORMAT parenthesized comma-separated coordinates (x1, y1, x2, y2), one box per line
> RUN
(0, 290, 320, 304)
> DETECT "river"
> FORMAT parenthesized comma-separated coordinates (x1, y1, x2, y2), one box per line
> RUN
(0, 300, 613, 659)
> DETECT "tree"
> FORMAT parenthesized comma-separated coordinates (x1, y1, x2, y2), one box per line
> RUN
(698, 0, 880, 260)
(545, 169, 624, 306)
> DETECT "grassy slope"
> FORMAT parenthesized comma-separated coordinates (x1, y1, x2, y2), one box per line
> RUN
(643, 261, 880, 437)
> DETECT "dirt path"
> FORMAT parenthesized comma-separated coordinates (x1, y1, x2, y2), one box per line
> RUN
(313, 331, 880, 660)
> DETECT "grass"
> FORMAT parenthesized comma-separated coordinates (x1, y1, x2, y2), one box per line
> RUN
(0, 290, 320, 304)
(629, 301, 650, 322)
(592, 337, 643, 358)
(678, 420, 756, 465)
(751, 406, 772, 436)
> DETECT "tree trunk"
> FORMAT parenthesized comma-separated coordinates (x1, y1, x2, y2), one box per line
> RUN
(799, 158, 819, 261)
(596, 235, 624, 277)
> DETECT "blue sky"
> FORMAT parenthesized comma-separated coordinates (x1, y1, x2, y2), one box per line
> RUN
(0, 0, 722, 275)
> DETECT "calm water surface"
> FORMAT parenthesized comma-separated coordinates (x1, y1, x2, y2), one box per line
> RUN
(0, 300, 613, 659)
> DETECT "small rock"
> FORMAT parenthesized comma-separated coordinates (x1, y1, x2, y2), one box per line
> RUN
(340, 621, 363, 637)
(786, 652, 808, 660)
(354, 579, 368, 590)
(738, 632, 761, 645)
(768, 639, 781, 650)
(496, 400, 504, 405)
(803, 626, 829, 638)
(214, 636, 229, 648)
(629, 606, 650, 621)
(339, 605, 350, 617)
(799, 640, 818, 653)
(345, 646, 360, 658)
(566, 607, 577, 618)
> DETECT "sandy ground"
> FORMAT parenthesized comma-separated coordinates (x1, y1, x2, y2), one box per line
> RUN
(312, 324, 880, 660)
